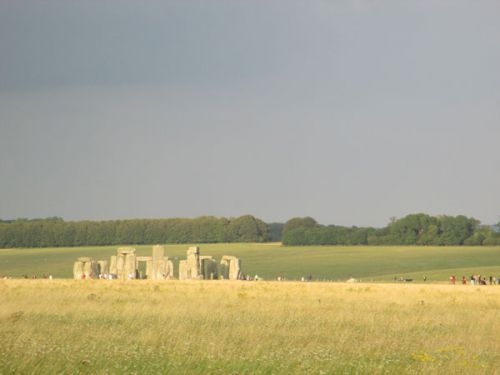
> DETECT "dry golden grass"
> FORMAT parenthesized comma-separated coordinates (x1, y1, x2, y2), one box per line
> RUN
(1, 279, 499, 374)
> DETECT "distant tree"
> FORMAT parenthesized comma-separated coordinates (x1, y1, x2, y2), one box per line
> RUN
(267, 223, 284, 242)
(283, 217, 318, 234)
(226, 215, 268, 242)
(436, 215, 478, 245)
(0, 213, 494, 248)
(386, 214, 435, 245)
(282, 227, 308, 245)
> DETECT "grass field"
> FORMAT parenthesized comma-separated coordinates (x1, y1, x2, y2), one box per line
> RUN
(1, 280, 500, 374)
(1, 243, 500, 282)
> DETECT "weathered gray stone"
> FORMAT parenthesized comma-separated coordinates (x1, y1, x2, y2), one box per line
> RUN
(199, 256, 217, 280)
(179, 260, 188, 280)
(113, 248, 138, 279)
(109, 256, 117, 275)
(219, 258, 230, 279)
(97, 260, 109, 275)
(116, 254, 126, 280)
(229, 258, 241, 280)
(73, 261, 84, 279)
(125, 253, 137, 279)
(91, 261, 99, 278)
(221, 256, 241, 280)
(83, 261, 92, 278)
(74, 245, 242, 282)
(134, 256, 152, 279)
(73, 258, 99, 279)
(152, 258, 166, 280)
(150, 245, 170, 280)
(166, 260, 174, 279)
(186, 246, 201, 279)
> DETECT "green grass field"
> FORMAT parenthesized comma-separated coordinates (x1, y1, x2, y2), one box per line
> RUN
(1, 243, 500, 282)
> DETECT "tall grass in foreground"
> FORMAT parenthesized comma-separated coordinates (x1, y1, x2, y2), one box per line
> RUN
(1, 280, 499, 374)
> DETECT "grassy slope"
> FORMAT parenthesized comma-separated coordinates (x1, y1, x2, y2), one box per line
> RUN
(1, 280, 499, 374)
(1, 243, 500, 281)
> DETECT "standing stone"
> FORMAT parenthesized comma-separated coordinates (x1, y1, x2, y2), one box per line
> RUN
(199, 256, 217, 279)
(179, 260, 188, 280)
(90, 261, 99, 278)
(186, 246, 201, 279)
(83, 261, 93, 279)
(134, 256, 152, 279)
(153, 258, 167, 279)
(73, 258, 99, 279)
(97, 260, 109, 275)
(166, 260, 174, 279)
(229, 258, 241, 280)
(125, 253, 137, 279)
(115, 248, 137, 280)
(147, 245, 166, 280)
(221, 256, 241, 280)
(109, 256, 117, 276)
(73, 261, 84, 279)
(116, 254, 126, 280)
(219, 258, 230, 279)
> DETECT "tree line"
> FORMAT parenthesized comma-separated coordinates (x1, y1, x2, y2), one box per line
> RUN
(0, 215, 268, 248)
(0, 213, 499, 248)
(282, 214, 500, 246)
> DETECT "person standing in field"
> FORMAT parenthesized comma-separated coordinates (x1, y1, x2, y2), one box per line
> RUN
(450, 276, 456, 285)
(461, 276, 466, 285)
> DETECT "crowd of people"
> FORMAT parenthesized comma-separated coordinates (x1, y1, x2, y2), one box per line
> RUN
(393, 274, 500, 285)
(449, 275, 500, 285)
(1, 274, 53, 279)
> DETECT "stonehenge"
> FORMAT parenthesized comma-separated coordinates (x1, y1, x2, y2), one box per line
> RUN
(73, 257, 98, 279)
(220, 256, 241, 280)
(73, 246, 241, 281)
(147, 245, 174, 280)
(200, 256, 218, 280)
(179, 248, 219, 280)
(185, 246, 202, 280)
(116, 247, 137, 280)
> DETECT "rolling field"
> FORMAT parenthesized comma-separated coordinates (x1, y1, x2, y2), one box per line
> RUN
(1, 243, 500, 282)
(1, 280, 500, 374)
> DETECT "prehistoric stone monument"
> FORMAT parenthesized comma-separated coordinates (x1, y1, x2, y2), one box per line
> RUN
(200, 256, 218, 280)
(220, 255, 241, 280)
(97, 260, 109, 275)
(73, 257, 98, 279)
(137, 245, 174, 280)
(178, 247, 219, 280)
(179, 246, 202, 280)
(111, 247, 138, 280)
(73, 245, 240, 281)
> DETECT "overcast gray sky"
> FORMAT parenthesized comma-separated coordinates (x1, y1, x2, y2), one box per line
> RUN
(1, 0, 499, 227)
